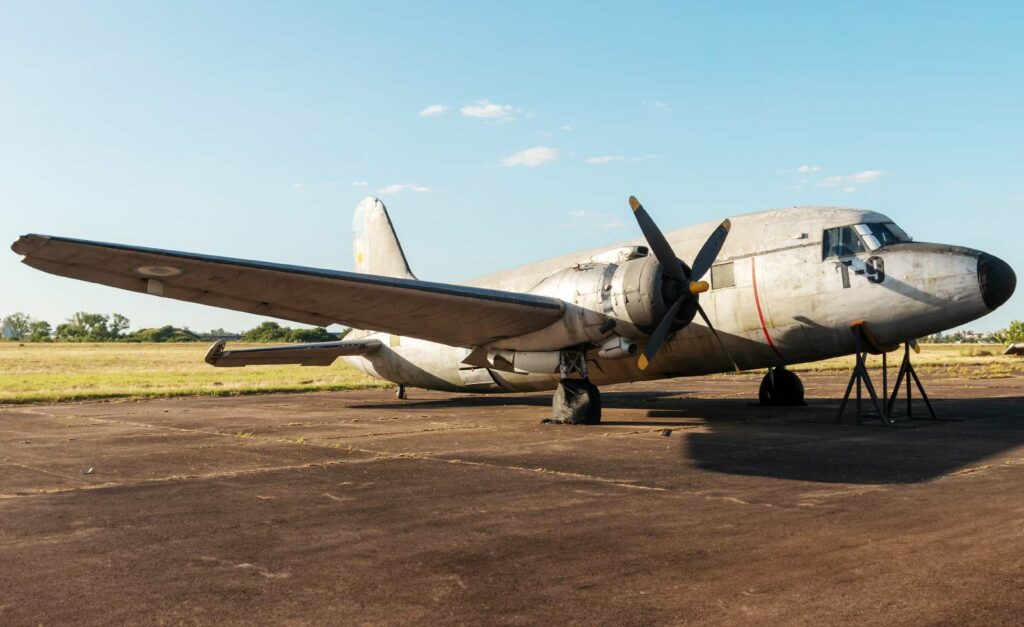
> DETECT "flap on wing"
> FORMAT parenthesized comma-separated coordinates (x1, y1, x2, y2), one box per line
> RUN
(12, 235, 566, 348)
(205, 339, 382, 367)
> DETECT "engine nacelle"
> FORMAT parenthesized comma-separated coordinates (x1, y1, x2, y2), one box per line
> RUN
(492, 249, 695, 352)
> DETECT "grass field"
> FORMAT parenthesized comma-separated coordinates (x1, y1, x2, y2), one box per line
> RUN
(786, 343, 1024, 379)
(1, 342, 1020, 405)
(0, 342, 389, 404)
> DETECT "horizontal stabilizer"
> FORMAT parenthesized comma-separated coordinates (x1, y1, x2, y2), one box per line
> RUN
(205, 339, 382, 367)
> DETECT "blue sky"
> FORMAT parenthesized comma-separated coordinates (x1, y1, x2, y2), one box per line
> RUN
(2, 1, 1022, 332)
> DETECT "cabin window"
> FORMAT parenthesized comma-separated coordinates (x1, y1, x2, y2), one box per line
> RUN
(711, 262, 735, 289)
(822, 226, 867, 259)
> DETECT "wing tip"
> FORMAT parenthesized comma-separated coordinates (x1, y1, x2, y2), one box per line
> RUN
(204, 339, 228, 366)
(11, 234, 49, 256)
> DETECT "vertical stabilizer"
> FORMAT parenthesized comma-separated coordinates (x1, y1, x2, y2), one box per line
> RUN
(352, 197, 417, 279)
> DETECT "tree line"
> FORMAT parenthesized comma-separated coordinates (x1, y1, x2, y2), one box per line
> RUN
(0, 312, 347, 343)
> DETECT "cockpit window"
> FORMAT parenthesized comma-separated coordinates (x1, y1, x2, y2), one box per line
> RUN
(854, 222, 911, 250)
(822, 226, 867, 259)
(883, 222, 911, 242)
(823, 222, 911, 258)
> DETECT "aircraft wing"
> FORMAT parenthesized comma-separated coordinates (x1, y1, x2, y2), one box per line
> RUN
(11, 234, 565, 347)
(205, 338, 382, 367)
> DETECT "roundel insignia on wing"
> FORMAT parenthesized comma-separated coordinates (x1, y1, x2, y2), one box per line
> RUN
(133, 265, 184, 278)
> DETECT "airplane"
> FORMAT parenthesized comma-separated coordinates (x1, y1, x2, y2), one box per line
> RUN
(11, 196, 1016, 424)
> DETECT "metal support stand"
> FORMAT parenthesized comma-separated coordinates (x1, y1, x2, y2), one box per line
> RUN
(836, 325, 893, 426)
(885, 343, 949, 421)
(559, 350, 589, 380)
(396, 384, 407, 400)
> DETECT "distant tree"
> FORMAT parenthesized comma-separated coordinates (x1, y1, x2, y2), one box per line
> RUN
(1006, 320, 1024, 344)
(55, 312, 130, 341)
(287, 327, 334, 342)
(110, 313, 130, 337)
(241, 321, 290, 342)
(27, 320, 52, 342)
(241, 322, 345, 343)
(128, 325, 200, 343)
(2, 312, 32, 340)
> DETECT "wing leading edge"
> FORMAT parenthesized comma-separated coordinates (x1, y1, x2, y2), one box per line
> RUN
(12, 234, 565, 348)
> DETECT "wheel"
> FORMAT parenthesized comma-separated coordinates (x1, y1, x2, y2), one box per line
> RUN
(758, 368, 805, 406)
(551, 379, 602, 424)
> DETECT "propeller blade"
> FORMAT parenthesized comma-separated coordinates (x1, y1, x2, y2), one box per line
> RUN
(696, 303, 741, 372)
(690, 219, 732, 281)
(628, 196, 687, 284)
(637, 297, 685, 370)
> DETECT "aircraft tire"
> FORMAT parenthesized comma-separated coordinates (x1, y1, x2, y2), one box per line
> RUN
(758, 368, 806, 406)
(552, 379, 602, 424)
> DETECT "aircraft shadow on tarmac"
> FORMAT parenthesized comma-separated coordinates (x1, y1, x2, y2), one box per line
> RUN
(355, 391, 1024, 485)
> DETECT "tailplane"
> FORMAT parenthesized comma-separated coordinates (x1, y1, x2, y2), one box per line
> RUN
(352, 197, 416, 279)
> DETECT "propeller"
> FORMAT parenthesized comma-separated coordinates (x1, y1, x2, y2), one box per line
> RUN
(628, 196, 740, 372)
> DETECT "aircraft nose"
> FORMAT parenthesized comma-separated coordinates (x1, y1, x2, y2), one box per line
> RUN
(978, 253, 1016, 310)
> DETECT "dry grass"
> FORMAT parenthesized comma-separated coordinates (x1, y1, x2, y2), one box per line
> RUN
(0, 342, 390, 405)
(785, 343, 1024, 379)
(3, 341, 1020, 406)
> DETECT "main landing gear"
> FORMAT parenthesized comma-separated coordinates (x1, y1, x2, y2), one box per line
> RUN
(549, 350, 602, 425)
(758, 367, 806, 406)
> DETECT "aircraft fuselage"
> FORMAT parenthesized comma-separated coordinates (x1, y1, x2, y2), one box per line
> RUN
(343, 206, 1014, 393)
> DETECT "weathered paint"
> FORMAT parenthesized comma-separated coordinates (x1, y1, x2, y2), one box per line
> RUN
(345, 205, 1014, 393)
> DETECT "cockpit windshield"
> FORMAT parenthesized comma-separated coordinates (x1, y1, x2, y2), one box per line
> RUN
(854, 223, 911, 250)
(823, 222, 911, 258)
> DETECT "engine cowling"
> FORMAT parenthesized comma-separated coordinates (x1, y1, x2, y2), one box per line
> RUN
(606, 255, 698, 337)
(493, 252, 697, 352)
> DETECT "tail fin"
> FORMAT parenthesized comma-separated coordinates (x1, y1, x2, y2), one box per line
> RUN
(352, 197, 416, 279)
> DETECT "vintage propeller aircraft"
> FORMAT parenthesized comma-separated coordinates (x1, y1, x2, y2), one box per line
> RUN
(11, 196, 1016, 423)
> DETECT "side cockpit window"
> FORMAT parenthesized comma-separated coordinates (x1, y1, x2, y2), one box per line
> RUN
(822, 226, 867, 259)
(711, 262, 735, 289)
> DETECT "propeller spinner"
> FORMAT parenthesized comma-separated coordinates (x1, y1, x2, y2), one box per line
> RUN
(628, 196, 739, 372)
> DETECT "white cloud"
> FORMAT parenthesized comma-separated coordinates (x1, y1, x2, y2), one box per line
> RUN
(842, 186, 858, 194)
(599, 219, 625, 230)
(797, 165, 822, 173)
(819, 170, 884, 187)
(585, 154, 662, 165)
(377, 183, 432, 195)
(460, 99, 516, 119)
(292, 183, 304, 190)
(642, 100, 671, 111)
(349, 181, 368, 187)
(586, 155, 625, 164)
(847, 170, 884, 183)
(568, 210, 594, 219)
(559, 124, 577, 131)
(501, 146, 559, 168)
(419, 104, 449, 117)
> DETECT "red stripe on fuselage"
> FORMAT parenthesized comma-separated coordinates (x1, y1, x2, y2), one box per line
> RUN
(751, 257, 783, 358)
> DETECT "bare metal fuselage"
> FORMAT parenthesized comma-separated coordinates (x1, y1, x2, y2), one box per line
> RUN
(344, 206, 1007, 393)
